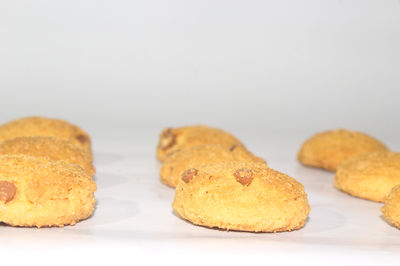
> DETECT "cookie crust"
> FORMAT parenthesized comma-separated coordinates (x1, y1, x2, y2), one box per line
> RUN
(0, 117, 92, 159)
(173, 161, 310, 232)
(382, 185, 400, 229)
(160, 144, 265, 187)
(0, 136, 95, 177)
(0, 154, 96, 227)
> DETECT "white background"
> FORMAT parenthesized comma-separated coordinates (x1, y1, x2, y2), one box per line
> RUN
(0, 0, 400, 264)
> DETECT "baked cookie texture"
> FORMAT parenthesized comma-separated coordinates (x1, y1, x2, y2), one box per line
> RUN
(0, 154, 96, 227)
(0, 136, 95, 177)
(334, 151, 400, 202)
(298, 129, 388, 171)
(160, 144, 266, 187)
(157, 126, 243, 162)
(0, 117, 92, 159)
(172, 161, 310, 232)
(382, 185, 400, 229)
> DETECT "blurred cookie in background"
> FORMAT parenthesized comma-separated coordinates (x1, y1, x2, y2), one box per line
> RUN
(157, 125, 243, 162)
(334, 151, 400, 202)
(298, 129, 388, 171)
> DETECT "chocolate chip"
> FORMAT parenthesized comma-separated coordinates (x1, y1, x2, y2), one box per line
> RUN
(159, 128, 177, 150)
(233, 168, 254, 186)
(76, 134, 89, 144)
(0, 181, 17, 203)
(181, 168, 198, 183)
(230, 145, 237, 152)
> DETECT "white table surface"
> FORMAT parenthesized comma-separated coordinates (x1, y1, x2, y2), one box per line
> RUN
(1, 135, 399, 265)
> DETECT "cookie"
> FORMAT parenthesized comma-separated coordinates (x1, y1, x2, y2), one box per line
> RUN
(334, 151, 400, 202)
(160, 144, 266, 187)
(172, 161, 310, 232)
(0, 154, 96, 227)
(0, 117, 92, 159)
(0, 136, 95, 177)
(382, 185, 400, 229)
(298, 129, 388, 171)
(157, 125, 243, 162)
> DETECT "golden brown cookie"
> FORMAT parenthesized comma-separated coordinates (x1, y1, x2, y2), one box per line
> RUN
(0, 136, 95, 177)
(172, 161, 310, 232)
(156, 125, 243, 162)
(0, 117, 92, 159)
(160, 144, 266, 187)
(334, 151, 400, 202)
(382, 184, 400, 229)
(0, 154, 96, 227)
(298, 129, 388, 171)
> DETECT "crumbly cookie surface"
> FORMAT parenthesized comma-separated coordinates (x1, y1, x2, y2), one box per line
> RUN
(0, 136, 95, 177)
(172, 161, 310, 232)
(156, 125, 243, 162)
(160, 144, 265, 187)
(298, 129, 388, 171)
(0, 154, 96, 227)
(334, 151, 400, 202)
(0, 117, 92, 159)
(382, 185, 400, 229)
